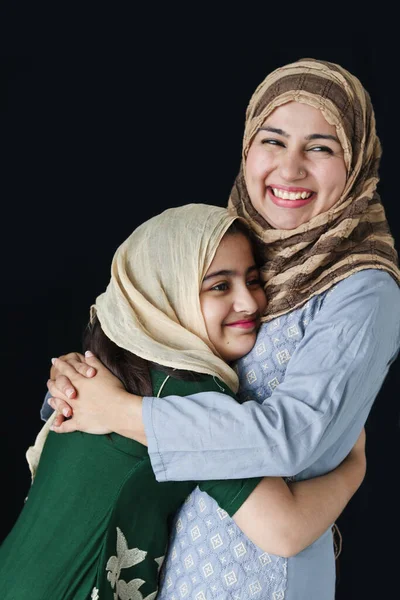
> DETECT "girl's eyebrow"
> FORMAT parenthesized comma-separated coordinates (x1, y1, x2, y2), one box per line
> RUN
(203, 265, 258, 282)
(258, 126, 340, 144)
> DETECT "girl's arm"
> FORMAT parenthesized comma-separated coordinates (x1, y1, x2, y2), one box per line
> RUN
(232, 429, 366, 557)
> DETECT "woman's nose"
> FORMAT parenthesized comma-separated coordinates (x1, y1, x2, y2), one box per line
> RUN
(279, 150, 306, 182)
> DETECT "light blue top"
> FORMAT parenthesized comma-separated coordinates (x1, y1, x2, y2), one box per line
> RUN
(143, 270, 400, 599)
(41, 269, 400, 599)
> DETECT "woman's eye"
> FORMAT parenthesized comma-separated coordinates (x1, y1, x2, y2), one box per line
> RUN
(261, 138, 284, 148)
(308, 145, 334, 154)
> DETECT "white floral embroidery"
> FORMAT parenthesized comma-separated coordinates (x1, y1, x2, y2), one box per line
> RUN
(106, 527, 164, 600)
(91, 587, 99, 600)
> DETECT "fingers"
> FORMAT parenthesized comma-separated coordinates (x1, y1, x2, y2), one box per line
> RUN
(47, 396, 72, 418)
(83, 351, 103, 374)
(50, 357, 90, 383)
(52, 412, 67, 428)
(47, 376, 77, 400)
(50, 418, 77, 434)
(50, 352, 86, 380)
(51, 354, 97, 379)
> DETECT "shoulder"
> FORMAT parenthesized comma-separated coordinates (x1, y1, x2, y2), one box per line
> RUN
(150, 369, 237, 399)
(329, 269, 400, 299)
(323, 270, 400, 318)
(316, 270, 400, 347)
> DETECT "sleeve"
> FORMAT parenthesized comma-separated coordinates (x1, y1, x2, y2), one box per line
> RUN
(198, 478, 262, 517)
(41, 391, 54, 422)
(143, 271, 400, 482)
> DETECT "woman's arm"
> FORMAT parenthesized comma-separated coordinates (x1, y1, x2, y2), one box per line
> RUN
(141, 271, 400, 480)
(47, 273, 399, 481)
(232, 429, 366, 557)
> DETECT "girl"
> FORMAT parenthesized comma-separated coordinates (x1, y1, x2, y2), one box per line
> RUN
(0, 204, 365, 599)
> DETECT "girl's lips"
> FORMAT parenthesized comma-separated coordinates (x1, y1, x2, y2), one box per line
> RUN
(267, 187, 316, 208)
(225, 319, 257, 329)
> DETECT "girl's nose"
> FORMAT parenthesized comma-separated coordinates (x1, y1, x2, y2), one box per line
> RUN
(233, 285, 259, 314)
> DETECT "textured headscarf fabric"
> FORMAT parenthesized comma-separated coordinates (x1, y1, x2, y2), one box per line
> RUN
(93, 203, 242, 392)
(26, 204, 243, 476)
(228, 58, 400, 321)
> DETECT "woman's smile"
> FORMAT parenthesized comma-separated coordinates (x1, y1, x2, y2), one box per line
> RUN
(245, 101, 347, 230)
(267, 185, 316, 209)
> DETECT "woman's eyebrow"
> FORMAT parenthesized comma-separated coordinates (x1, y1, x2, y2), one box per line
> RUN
(305, 133, 340, 143)
(258, 126, 340, 144)
(258, 126, 288, 137)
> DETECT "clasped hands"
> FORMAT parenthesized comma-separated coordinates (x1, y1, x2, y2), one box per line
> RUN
(47, 351, 131, 435)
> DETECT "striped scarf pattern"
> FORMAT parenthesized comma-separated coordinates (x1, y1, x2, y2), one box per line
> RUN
(228, 58, 400, 321)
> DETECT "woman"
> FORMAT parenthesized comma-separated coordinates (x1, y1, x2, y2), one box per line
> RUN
(46, 59, 400, 598)
(0, 204, 366, 599)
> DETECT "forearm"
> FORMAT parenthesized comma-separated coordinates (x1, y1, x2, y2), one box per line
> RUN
(233, 454, 365, 558)
(283, 453, 365, 554)
(111, 390, 147, 445)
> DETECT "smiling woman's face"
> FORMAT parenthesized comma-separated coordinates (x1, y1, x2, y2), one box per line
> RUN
(245, 101, 347, 230)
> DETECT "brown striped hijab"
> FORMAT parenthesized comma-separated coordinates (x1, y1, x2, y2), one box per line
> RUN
(228, 58, 400, 321)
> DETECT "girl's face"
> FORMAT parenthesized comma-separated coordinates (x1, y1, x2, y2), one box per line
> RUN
(245, 101, 347, 230)
(200, 232, 267, 363)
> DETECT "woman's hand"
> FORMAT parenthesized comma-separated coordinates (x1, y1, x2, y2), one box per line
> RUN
(48, 352, 147, 443)
(48, 351, 97, 400)
(47, 351, 98, 426)
(48, 352, 126, 435)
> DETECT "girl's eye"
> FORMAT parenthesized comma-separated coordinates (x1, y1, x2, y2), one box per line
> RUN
(210, 282, 229, 292)
(308, 145, 334, 154)
(247, 278, 262, 288)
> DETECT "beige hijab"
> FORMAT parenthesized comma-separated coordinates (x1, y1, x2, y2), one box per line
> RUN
(93, 203, 241, 392)
(228, 58, 400, 320)
(27, 204, 242, 477)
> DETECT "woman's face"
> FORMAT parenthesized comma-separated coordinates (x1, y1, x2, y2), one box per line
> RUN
(245, 101, 347, 230)
(200, 232, 267, 363)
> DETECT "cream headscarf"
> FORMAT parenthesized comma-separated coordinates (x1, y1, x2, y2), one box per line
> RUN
(228, 58, 400, 320)
(27, 204, 243, 478)
(93, 203, 242, 393)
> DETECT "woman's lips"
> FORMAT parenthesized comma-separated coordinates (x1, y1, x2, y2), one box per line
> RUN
(267, 187, 316, 208)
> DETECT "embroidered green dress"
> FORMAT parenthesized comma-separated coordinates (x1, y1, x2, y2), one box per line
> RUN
(0, 371, 260, 599)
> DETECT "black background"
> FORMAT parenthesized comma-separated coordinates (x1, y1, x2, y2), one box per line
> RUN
(2, 48, 399, 598)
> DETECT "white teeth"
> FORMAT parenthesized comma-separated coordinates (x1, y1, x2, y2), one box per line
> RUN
(272, 188, 312, 200)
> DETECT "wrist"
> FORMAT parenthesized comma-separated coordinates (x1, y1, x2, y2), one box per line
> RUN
(113, 390, 147, 445)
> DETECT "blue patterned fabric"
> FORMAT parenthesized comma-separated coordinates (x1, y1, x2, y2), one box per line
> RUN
(158, 488, 287, 600)
(157, 287, 328, 599)
(41, 270, 400, 599)
(145, 270, 400, 599)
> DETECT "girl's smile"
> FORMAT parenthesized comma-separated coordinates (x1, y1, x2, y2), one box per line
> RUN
(200, 231, 267, 363)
